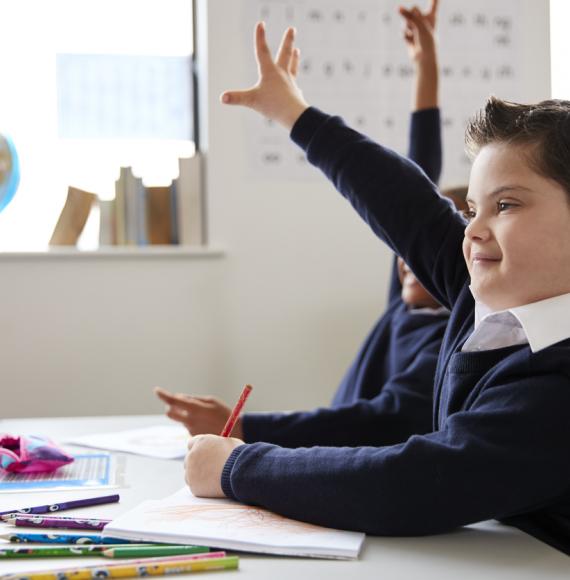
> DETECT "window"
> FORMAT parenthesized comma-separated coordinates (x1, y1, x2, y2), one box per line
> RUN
(0, 0, 195, 251)
(550, 0, 570, 99)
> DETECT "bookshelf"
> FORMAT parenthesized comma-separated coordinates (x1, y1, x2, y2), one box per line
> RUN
(0, 247, 224, 261)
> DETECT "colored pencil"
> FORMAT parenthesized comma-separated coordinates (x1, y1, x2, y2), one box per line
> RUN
(220, 384, 253, 437)
(102, 546, 209, 559)
(101, 552, 226, 566)
(0, 545, 142, 559)
(0, 533, 151, 545)
(0, 554, 239, 580)
(9, 515, 111, 531)
(0, 495, 120, 520)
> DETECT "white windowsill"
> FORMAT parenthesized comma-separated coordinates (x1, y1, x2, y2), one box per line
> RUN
(0, 246, 225, 260)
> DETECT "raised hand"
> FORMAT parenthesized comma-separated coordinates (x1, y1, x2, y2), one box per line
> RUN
(399, 0, 438, 66)
(220, 22, 309, 130)
(399, 0, 439, 110)
(154, 386, 243, 439)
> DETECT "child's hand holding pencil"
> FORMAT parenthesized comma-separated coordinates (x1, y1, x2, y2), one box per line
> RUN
(184, 435, 244, 498)
(183, 385, 252, 499)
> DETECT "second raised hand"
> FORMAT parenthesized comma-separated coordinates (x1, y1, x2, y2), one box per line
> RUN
(220, 22, 309, 131)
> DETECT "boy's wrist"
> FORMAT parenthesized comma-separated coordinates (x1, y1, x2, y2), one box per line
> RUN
(221, 445, 247, 500)
(280, 101, 310, 131)
(413, 68, 438, 111)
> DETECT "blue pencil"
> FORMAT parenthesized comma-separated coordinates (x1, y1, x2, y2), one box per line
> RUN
(0, 533, 150, 545)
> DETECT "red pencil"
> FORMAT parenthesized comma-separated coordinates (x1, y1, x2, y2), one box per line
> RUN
(220, 385, 253, 437)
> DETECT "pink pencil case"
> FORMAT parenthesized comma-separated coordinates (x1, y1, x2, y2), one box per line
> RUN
(0, 434, 74, 474)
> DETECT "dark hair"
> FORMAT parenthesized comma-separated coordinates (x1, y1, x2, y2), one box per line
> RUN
(465, 96, 570, 196)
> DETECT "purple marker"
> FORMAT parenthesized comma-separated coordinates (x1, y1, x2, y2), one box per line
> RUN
(11, 515, 111, 531)
(0, 494, 119, 520)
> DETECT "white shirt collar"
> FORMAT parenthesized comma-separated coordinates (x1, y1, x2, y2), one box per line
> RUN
(470, 292, 570, 353)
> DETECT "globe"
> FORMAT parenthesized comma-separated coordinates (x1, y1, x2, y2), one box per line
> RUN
(0, 134, 20, 213)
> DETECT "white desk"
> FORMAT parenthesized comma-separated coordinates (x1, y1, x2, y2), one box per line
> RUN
(1, 416, 568, 579)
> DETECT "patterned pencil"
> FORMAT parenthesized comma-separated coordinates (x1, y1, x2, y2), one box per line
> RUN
(0, 545, 127, 559)
(0, 495, 120, 520)
(0, 554, 239, 580)
(8, 515, 111, 531)
(0, 533, 150, 545)
(101, 552, 226, 566)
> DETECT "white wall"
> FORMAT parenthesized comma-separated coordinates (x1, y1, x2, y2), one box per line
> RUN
(0, 0, 552, 418)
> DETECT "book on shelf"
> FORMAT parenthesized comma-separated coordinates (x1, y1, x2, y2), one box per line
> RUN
(169, 180, 179, 244)
(146, 185, 175, 245)
(176, 152, 205, 246)
(98, 198, 116, 246)
(123, 167, 147, 246)
(114, 167, 129, 246)
(105, 156, 207, 249)
(50, 186, 96, 246)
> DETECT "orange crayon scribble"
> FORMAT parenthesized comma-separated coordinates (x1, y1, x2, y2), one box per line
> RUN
(147, 503, 328, 535)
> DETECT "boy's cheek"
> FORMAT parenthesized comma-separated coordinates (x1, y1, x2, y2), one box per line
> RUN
(461, 240, 471, 270)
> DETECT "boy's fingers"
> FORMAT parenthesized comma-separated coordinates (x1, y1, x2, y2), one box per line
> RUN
(254, 21, 274, 75)
(407, 7, 432, 41)
(155, 387, 184, 404)
(398, 6, 413, 20)
(155, 388, 191, 405)
(220, 88, 258, 107)
(276, 27, 296, 70)
(166, 406, 190, 423)
(399, 8, 417, 32)
(290, 48, 300, 77)
(398, 9, 418, 42)
(427, 0, 439, 26)
(154, 386, 172, 398)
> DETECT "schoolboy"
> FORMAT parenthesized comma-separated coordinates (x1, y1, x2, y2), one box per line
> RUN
(181, 11, 570, 554)
(156, 2, 455, 448)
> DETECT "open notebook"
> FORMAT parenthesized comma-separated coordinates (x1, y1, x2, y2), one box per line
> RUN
(104, 487, 365, 559)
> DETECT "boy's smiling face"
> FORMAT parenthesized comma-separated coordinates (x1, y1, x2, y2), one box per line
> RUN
(463, 142, 570, 311)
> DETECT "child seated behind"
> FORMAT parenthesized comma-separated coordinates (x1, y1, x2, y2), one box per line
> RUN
(156, 1, 461, 449)
(183, 10, 570, 556)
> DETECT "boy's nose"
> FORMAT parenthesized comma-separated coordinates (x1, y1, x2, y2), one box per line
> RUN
(464, 216, 490, 241)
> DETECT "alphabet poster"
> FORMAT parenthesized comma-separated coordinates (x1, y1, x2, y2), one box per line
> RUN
(242, 0, 531, 187)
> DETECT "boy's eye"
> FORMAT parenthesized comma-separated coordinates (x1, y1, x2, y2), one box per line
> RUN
(497, 201, 517, 212)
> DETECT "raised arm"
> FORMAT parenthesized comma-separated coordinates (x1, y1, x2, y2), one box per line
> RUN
(390, 1, 442, 300)
(402, 1, 442, 183)
(402, 0, 439, 113)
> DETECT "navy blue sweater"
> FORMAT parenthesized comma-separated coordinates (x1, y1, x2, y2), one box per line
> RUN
(221, 108, 570, 555)
(242, 109, 448, 448)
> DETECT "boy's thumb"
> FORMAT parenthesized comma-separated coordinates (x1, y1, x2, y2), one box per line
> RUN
(220, 89, 255, 107)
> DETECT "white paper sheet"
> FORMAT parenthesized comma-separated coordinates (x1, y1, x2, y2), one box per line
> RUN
(67, 426, 188, 460)
(104, 487, 365, 559)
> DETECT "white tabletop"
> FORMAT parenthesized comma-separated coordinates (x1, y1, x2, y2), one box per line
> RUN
(1, 416, 568, 579)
